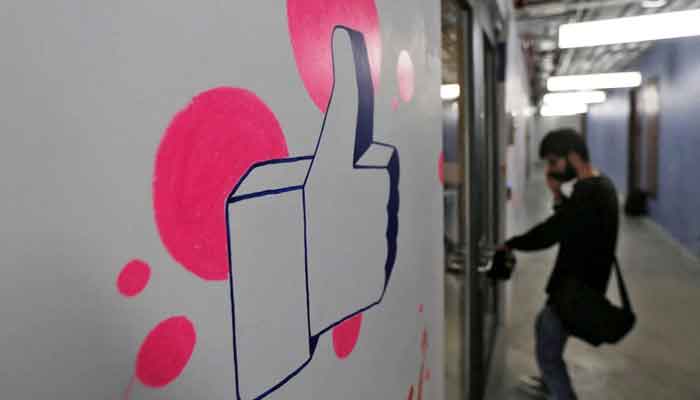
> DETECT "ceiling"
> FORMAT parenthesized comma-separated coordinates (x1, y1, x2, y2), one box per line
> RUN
(516, 0, 700, 102)
(441, 0, 464, 85)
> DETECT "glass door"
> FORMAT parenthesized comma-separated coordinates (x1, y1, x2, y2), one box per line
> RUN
(443, 2, 504, 399)
(442, 1, 470, 399)
(467, 18, 503, 400)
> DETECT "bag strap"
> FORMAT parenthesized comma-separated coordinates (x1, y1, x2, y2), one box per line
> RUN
(613, 257, 634, 313)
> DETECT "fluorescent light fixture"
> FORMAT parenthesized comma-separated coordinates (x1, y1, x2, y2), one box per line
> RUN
(559, 9, 700, 48)
(547, 72, 642, 91)
(441, 84, 460, 101)
(641, 0, 667, 8)
(543, 91, 607, 105)
(540, 103, 588, 117)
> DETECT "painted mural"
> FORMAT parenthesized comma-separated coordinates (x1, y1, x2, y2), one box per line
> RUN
(227, 27, 400, 400)
(0, 1, 442, 399)
(134, 2, 408, 399)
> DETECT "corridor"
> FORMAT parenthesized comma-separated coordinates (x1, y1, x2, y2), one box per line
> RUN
(499, 166, 700, 399)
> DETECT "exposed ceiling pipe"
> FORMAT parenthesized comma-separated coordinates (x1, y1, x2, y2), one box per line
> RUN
(555, 0, 589, 76)
(565, 2, 636, 75)
(517, 0, 648, 19)
(586, 0, 689, 73)
(521, 0, 700, 98)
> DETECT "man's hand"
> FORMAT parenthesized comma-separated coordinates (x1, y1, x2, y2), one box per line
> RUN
(546, 173, 563, 203)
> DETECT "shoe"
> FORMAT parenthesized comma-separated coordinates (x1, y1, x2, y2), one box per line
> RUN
(517, 375, 549, 399)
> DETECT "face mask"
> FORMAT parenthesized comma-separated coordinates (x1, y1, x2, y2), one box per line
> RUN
(548, 161, 577, 182)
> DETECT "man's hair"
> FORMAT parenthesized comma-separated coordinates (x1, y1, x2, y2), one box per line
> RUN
(539, 128, 589, 162)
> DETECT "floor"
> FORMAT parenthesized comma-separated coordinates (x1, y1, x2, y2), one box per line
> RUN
(496, 169, 700, 399)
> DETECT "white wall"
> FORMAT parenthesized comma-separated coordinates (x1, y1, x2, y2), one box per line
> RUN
(503, 15, 533, 208)
(0, 2, 443, 399)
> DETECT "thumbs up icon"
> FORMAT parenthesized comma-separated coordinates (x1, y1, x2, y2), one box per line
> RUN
(226, 26, 399, 400)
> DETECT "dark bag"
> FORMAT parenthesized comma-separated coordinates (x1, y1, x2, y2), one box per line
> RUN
(487, 249, 517, 281)
(550, 258, 636, 346)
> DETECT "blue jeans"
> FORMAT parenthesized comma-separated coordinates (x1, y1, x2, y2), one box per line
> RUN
(536, 305, 578, 400)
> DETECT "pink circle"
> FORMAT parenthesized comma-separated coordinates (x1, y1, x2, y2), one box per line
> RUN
(136, 316, 196, 388)
(438, 152, 445, 184)
(287, 0, 382, 112)
(397, 51, 415, 103)
(117, 259, 151, 297)
(153, 88, 289, 281)
(332, 313, 363, 359)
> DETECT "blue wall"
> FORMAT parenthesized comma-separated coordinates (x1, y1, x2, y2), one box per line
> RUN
(587, 36, 700, 256)
(587, 89, 629, 193)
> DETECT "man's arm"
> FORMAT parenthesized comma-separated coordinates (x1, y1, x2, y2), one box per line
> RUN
(506, 185, 595, 251)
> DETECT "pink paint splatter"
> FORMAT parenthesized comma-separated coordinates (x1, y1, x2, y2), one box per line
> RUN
(332, 313, 363, 359)
(122, 374, 136, 400)
(136, 316, 196, 388)
(397, 51, 415, 103)
(408, 385, 414, 400)
(153, 87, 289, 281)
(287, 0, 382, 112)
(391, 96, 400, 111)
(117, 259, 151, 297)
(406, 324, 429, 400)
(438, 152, 445, 184)
(418, 363, 425, 400)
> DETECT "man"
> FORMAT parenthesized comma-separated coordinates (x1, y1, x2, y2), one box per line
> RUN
(503, 129, 620, 400)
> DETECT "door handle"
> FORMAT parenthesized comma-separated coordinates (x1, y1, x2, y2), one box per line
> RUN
(477, 260, 493, 273)
(476, 244, 497, 273)
(477, 252, 493, 273)
(446, 245, 468, 275)
(478, 248, 495, 264)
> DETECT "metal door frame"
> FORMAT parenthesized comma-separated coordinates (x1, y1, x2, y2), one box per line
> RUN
(465, 5, 506, 400)
(443, 2, 507, 399)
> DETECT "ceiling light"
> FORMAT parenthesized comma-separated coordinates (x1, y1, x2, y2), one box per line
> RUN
(540, 103, 588, 117)
(547, 72, 642, 91)
(641, 0, 667, 8)
(559, 9, 700, 48)
(537, 40, 557, 52)
(543, 91, 607, 105)
(441, 84, 460, 101)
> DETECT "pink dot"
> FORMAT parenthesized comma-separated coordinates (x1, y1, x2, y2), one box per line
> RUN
(424, 368, 431, 381)
(408, 385, 414, 400)
(391, 96, 400, 111)
(287, 0, 382, 112)
(332, 313, 363, 359)
(117, 259, 151, 298)
(153, 88, 289, 281)
(397, 51, 415, 103)
(136, 316, 196, 388)
(438, 152, 445, 184)
(418, 303, 424, 313)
